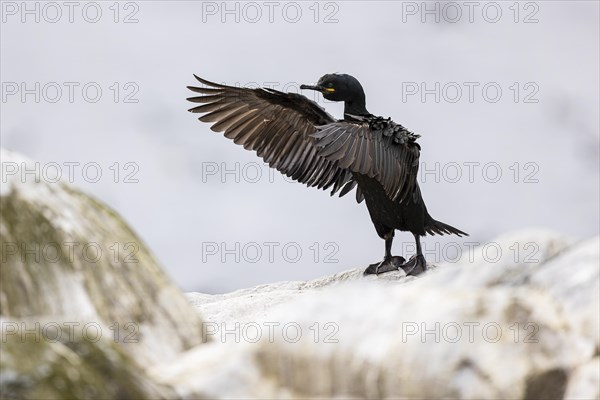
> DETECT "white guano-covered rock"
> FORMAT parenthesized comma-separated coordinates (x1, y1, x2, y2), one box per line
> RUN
(176, 230, 598, 399)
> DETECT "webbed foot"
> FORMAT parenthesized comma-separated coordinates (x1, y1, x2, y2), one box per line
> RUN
(363, 256, 405, 275)
(399, 254, 427, 276)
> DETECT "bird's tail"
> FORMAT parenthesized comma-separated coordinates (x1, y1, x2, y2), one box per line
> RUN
(425, 217, 468, 237)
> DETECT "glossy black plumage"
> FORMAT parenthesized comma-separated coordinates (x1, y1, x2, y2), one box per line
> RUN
(187, 73, 467, 275)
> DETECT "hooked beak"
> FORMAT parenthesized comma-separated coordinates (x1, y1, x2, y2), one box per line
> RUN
(300, 84, 324, 92)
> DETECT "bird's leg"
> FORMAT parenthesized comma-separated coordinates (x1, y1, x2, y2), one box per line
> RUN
(364, 231, 405, 275)
(398, 234, 427, 276)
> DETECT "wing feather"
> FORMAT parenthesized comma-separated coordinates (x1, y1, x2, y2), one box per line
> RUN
(188, 75, 355, 196)
(312, 120, 421, 203)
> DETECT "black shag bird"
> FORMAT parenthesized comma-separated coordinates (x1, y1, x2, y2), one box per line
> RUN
(187, 73, 467, 275)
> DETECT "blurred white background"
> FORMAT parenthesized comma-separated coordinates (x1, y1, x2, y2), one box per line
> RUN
(1, 1, 598, 293)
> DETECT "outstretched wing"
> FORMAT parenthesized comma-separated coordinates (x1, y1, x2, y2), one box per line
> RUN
(312, 118, 421, 203)
(187, 75, 354, 196)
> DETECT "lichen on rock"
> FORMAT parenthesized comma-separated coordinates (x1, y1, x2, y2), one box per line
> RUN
(1, 148, 208, 399)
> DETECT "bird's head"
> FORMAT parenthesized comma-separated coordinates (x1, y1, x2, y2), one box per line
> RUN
(301, 73, 365, 103)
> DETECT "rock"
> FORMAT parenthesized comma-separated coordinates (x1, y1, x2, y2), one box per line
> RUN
(529, 236, 600, 348)
(0, 149, 207, 398)
(185, 266, 427, 325)
(565, 357, 600, 400)
(0, 320, 176, 400)
(149, 342, 289, 399)
(254, 278, 590, 399)
(176, 230, 598, 399)
(3, 148, 598, 399)
(431, 228, 574, 287)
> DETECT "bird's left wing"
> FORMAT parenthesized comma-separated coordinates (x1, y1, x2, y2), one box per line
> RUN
(311, 117, 421, 203)
(187, 75, 355, 196)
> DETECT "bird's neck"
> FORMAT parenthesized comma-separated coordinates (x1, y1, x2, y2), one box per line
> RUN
(343, 94, 369, 116)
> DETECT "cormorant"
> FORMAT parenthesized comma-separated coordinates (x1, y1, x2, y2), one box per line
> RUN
(187, 73, 467, 275)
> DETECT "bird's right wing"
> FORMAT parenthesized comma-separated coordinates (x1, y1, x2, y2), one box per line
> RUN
(187, 75, 354, 195)
(312, 119, 421, 204)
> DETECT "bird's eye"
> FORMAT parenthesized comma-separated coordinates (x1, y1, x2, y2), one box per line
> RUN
(327, 82, 334, 88)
